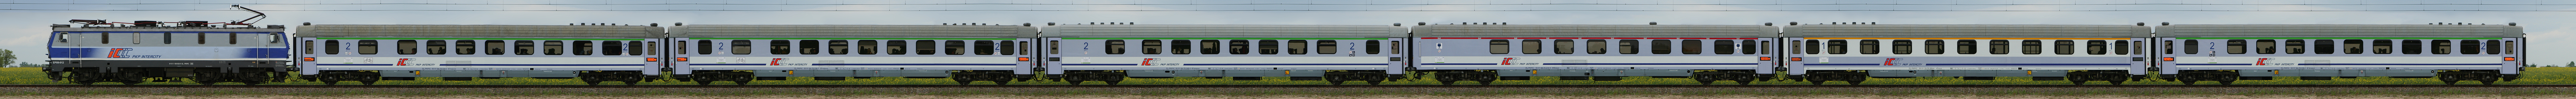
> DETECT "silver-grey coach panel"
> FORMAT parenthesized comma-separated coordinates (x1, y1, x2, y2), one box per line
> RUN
(1041, 24, 1404, 38)
(1411, 24, 1778, 38)
(671, 25, 1037, 38)
(1784, 24, 2150, 38)
(296, 25, 664, 38)
(54, 27, 284, 32)
(2157, 24, 2523, 38)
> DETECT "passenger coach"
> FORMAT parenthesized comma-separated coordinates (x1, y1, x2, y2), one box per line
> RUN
(1041, 23, 1407, 85)
(2155, 23, 2524, 84)
(1782, 23, 2153, 85)
(296, 24, 665, 85)
(666, 24, 1038, 85)
(1407, 22, 1780, 85)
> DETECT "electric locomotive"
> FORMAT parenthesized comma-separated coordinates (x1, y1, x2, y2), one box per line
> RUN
(45, 20, 294, 85)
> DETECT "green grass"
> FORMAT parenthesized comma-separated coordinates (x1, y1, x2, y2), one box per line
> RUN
(3, 88, 2572, 96)
(3, 67, 2572, 85)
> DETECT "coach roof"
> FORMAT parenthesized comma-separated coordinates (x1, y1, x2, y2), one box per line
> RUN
(1041, 24, 1404, 38)
(1784, 24, 2150, 38)
(2157, 24, 2522, 38)
(296, 25, 662, 38)
(671, 25, 1036, 38)
(1412, 24, 1777, 38)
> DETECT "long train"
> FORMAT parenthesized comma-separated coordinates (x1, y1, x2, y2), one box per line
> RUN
(46, 21, 2524, 85)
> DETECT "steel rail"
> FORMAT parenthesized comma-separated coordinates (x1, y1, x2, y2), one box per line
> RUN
(0, 84, 2566, 88)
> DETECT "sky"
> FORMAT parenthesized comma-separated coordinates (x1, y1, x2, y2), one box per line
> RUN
(3, 0, 2575, 66)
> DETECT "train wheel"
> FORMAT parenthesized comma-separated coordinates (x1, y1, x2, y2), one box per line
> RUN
(732, 76, 753, 85)
(2443, 80, 2460, 84)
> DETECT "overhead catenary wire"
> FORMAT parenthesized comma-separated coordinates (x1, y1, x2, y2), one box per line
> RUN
(5, 3, 2576, 5)
(5, 9, 2574, 11)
